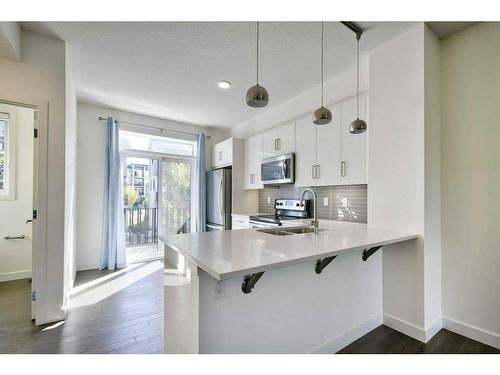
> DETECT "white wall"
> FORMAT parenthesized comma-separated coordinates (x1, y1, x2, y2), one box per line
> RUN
(0, 22, 21, 61)
(441, 22, 500, 348)
(0, 29, 67, 323)
(368, 24, 442, 341)
(0, 104, 34, 282)
(197, 250, 382, 353)
(230, 61, 368, 138)
(76, 102, 226, 271)
(65, 44, 78, 298)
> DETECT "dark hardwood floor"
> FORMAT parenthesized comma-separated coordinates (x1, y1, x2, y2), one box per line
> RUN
(339, 325, 500, 354)
(0, 261, 163, 354)
(2, 262, 499, 354)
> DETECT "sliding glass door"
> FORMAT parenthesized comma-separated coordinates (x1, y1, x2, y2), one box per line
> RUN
(158, 157, 194, 239)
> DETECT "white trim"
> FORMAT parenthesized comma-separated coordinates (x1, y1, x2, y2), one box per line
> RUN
(0, 112, 16, 200)
(383, 313, 426, 342)
(382, 314, 443, 343)
(425, 316, 443, 342)
(443, 316, 500, 350)
(309, 313, 383, 354)
(0, 270, 32, 282)
(76, 261, 101, 271)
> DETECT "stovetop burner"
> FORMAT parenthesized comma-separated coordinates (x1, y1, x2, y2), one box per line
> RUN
(249, 199, 311, 226)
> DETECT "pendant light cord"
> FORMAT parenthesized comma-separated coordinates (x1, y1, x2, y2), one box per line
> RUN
(256, 21, 259, 85)
(356, 35, 360, 119)
(321, 21, 324, 107)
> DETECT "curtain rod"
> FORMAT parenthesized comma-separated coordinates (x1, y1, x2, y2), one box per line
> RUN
(98, 116, 211, 139)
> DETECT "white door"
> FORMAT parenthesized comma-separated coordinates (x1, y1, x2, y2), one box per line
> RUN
(341, 95, 367, 185)
(262, 122, 295, 158)
(294, 116, 317, 187)
(316, 105, 342, 186)
(244, 133, 263, 189)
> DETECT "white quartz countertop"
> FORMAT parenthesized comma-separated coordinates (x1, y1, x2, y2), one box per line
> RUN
(160, 220, 418, 281)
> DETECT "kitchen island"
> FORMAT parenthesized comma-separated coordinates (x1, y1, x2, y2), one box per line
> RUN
(162, 220, 417, 353)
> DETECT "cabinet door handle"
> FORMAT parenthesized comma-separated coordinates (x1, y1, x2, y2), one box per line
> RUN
(312, 165, 315, 179)
(277, 138, 281, 150)
(316, 164, 320, 179)
(218, 151, 223, 161)
(341, 161, 346, 177)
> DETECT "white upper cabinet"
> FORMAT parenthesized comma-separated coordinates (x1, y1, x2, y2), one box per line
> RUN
(293, 94, 367, 187)
(212, 137, 234, 169)
(294, 116, 316, 187)
(340, 94, 367, 185)
(316, 105, 342, 186)
(262, 122, 295, 159)
(244, 133, 264, 189)
(295, 106, 342, 187)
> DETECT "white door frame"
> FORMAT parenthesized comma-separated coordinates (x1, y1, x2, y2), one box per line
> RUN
(0, 97, 48, 326)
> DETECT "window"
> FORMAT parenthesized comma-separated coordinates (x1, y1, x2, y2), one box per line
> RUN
(0, 116, 15, 200)
(119, 130, 196, 157)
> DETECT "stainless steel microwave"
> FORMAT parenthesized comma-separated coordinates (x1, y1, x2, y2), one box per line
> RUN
(261, 153, 295, 185)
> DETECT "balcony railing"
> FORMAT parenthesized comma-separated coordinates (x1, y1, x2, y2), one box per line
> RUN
(124, 206, 191, 246)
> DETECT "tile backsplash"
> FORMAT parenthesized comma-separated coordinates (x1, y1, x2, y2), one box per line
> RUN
(258, 184, 367, 223)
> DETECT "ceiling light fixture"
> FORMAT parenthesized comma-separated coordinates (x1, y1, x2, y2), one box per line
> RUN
(246, 22, 269, 108)
(345, 22, 367, 134)
(313, 22, 332, 125)
(218, 80, 231, 89)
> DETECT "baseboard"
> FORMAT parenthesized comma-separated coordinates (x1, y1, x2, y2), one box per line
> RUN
(76, 262, 100, 271)
(425, 316, 443, 342)
(310, 313, 383, 354)
(0, 270, 32, 282)
(383, 313, 426, 342)
(443, 316, 500, 350)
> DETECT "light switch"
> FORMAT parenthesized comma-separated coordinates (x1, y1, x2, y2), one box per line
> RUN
(323, 197, 329, 206)
(267, 196, 271, 204)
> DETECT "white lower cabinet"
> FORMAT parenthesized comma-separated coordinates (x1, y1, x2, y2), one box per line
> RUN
(244, 133, 264, 189)
(231, 214, 250, 230)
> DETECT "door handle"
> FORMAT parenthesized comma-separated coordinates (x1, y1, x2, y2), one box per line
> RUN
(218, 150, 223, 161)
(26, 219, 33, 224)
(341, 161, 346, 177)
(312, 165, 315, 179)
(276, 138, 281, 151)
(316, 164, 320, 179)
(218, 178, 223, 219)
(4, 235, 26, 240)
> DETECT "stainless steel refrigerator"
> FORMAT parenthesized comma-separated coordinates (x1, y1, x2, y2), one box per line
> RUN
(206, 169, 232, 231)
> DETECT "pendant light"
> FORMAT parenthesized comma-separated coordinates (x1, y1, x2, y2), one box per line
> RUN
(313, 22, 332, 125)
(349, 31, 367, 134)
(246, 22, 269, 108)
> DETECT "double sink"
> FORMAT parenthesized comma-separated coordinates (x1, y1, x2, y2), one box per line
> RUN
(257, 226, 326, 236)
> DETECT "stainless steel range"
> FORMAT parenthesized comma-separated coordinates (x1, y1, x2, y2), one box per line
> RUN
(249, 199, 311, 228)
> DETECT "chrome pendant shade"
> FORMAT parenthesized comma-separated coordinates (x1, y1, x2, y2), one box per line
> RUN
(246, 22, 269, 108)
(313, 22, 331, 125)
(349, 26, 367, 134)
(246, 84, 269, 108)
(349, 118, 367, 134)
(313, 106, 332, 125)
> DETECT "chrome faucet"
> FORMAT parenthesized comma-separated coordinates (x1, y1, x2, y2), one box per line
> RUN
(299, 188, 319, 234)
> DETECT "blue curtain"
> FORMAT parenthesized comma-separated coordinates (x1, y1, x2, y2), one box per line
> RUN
(100, 117, 126, 270)
(195, 134, 206, 232)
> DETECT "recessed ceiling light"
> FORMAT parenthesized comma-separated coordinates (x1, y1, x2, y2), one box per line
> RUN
(218, 80, 231, 89)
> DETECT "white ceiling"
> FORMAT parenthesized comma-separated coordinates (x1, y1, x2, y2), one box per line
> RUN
(22, 22, 416, 128)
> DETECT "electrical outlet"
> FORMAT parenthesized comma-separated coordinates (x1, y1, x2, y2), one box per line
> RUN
(342, 198, 349, 207)
(323, 197, 329, 206)
(216, 280, 224, 297)
(267, 196, 271, 204)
